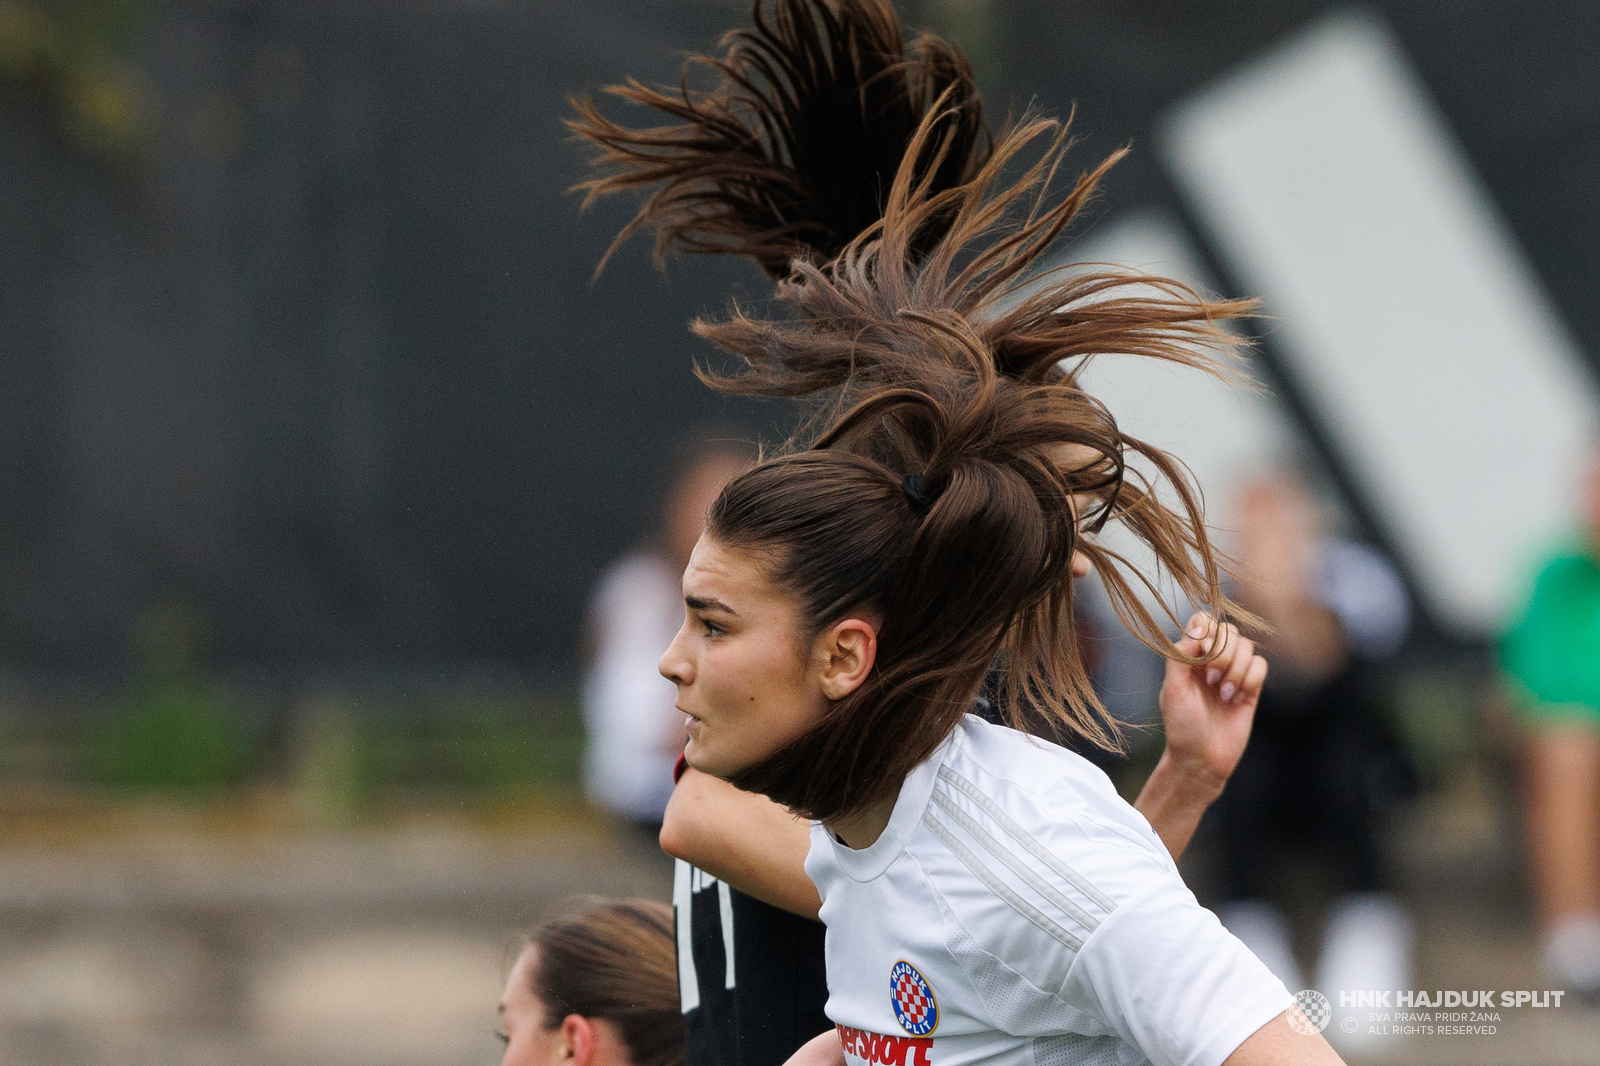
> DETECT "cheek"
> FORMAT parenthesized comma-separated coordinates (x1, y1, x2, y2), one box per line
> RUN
(744, 644, 825, 733)
(500, 1031, 536, 1066)
(700, 643, 768, 707)
(505, 1025, 563, 1066)
(755, 635, 811, 688)
(704, 638, 812, 722)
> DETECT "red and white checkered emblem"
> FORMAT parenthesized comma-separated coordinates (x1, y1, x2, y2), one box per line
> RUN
(889, 960, 938, 1036)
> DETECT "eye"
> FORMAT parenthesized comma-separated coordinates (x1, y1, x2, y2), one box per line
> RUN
(701, 618, 725, 638)
(495, 1030, 510, 1046)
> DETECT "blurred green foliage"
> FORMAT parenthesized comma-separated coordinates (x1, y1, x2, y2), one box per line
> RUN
(0, 0, 155, 160)
(912, 0, 1005, 91)
(292, 694, 584, 824)
(95, 601, 251, 790)
(6, 604, 585, 817)
(96, 672, 249, 788)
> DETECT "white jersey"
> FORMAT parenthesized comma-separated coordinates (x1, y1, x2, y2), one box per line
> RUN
(805, 716, 1292, 1066)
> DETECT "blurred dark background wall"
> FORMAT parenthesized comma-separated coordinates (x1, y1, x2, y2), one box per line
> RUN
(0, 0, 1595, 683)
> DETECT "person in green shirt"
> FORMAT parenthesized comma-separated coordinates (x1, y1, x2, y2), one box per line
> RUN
(1501, 461, 1600, 999)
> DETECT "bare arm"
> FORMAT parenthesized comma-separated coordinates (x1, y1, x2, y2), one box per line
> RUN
(1135, 613, 1267, 860)
(780, 1029, 844, 1066)
(1222, 1011, 1346, 1065)
(1132, 753, 1226, 864)
(662, 748, 1226, 921)
(660, 766, 822, 919)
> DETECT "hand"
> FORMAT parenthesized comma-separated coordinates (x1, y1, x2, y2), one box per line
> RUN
(1157, 612, 1268, 797)
(782, 1030, 844, 1066)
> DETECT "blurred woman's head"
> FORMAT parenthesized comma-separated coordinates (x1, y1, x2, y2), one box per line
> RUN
(663, 445, 755, 572)
(498, 898, 681, 1066)
(650, 429, 757, 572)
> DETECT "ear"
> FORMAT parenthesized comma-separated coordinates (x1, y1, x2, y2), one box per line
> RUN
(559, 1014, 598, 1066)
(815, 618, 878, 700)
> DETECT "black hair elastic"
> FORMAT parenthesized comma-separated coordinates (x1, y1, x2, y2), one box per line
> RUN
(902, 473, 937, 515)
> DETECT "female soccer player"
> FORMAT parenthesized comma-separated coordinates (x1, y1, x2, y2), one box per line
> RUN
(651, 166, 1338, 1062)
(571, 3, 1343, 1063)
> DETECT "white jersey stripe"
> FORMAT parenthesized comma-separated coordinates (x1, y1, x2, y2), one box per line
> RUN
(673, 859, 701, 1013)
(930, 789, 1104, 936)
(922, 811, 1086, 952)
(938, 766, 1119, 913)
(717, 878, 737, 989)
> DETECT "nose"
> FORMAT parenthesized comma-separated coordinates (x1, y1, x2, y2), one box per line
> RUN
(659, 621, 694, 685)
(1070, 550, 1092, 579)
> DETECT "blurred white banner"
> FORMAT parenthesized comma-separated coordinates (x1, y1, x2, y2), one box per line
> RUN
(1036, 209, 1310, 622)
(1158, 9, 1599, 637)
(1065, 210, 1301, 537)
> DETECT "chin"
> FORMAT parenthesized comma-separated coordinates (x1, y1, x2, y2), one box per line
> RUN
(683, 742, 744, 783)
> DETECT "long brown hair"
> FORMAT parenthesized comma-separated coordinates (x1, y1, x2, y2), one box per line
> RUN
(568, 0, 989, 279)
(573, 0, 1255, 822)
(520, 898, 682, 1066)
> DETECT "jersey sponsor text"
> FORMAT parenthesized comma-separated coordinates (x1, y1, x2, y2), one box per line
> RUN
(837, 1023, 933, 1066)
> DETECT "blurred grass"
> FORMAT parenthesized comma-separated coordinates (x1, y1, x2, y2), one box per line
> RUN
(96, 673, 250, 789)
(0, 681, 588, 838)
(289, 691, 586, 826)
(0, 602, 590, 838)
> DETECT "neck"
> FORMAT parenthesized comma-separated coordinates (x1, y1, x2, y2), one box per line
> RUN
(822, 792, 899, 850)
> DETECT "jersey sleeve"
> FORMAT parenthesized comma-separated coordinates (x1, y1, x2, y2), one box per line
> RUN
(1059, 876, 1292, 1066)
(1500, 558, 1572, 702)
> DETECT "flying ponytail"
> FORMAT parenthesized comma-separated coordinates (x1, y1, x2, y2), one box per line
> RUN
(571, 2, 1259, 820)
(567, 0, 989, 279)
(678, 107, 1258, 819)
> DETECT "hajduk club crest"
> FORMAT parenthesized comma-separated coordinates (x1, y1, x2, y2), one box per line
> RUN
(890, 960, 938, 1036)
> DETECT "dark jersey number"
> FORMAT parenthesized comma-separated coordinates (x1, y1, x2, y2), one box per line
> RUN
(674, 860, 831, 1066)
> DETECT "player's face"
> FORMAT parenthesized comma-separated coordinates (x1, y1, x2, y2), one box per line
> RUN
(660, 534, 830, 780)
(497, 948, 563, 1066)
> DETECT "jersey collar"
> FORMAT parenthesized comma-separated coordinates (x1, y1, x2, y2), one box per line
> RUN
(824, 721, 964, 882)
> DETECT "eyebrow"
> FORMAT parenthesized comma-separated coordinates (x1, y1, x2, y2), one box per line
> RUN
(685, 595, 737, 615)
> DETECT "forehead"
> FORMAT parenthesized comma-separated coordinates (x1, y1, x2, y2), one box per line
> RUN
(684, 536, 789, 607)
(502, 944, 541, 1010)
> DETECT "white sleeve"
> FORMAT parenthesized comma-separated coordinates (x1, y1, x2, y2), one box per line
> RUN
(1315, 540, 1411, 659)
(1060, 877, 1294, 1066)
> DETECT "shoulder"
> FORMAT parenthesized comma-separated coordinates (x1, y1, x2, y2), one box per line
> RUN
(1063, 876, 1292, 1066)
(877, 718, 1236, 1037)
(896, 724, 1289, 1059)
(941, 717, 1168, 875)
(904, 719, 1174, 973)
(1314, 539, 1410, 657)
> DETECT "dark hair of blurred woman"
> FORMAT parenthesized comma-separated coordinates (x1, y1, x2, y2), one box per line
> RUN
(497, 898, 682, 1066)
